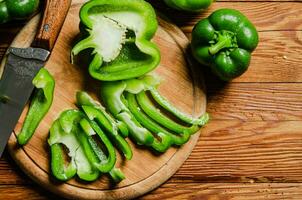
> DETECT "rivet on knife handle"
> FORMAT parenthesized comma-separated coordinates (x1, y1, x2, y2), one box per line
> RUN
(32, 0, 72, 51)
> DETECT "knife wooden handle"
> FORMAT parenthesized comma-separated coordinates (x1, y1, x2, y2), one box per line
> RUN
(32, 0, 71, 51)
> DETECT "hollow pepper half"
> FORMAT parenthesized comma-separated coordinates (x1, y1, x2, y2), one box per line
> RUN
(0, 0, 39, 24)
(164, 0, 213, 12)
(191, 8, 259, 81)
(17, 68, 55, 145)
(71, 0, 160, 81)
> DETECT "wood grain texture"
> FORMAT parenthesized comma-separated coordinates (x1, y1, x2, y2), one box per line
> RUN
(2, 2, 206, 200)
(142, 183, 302, 200)
(1, 183, 302, 200)
(207, 83, 302, 121)
(175, 120, 302, 183)
(1, 0, 302, 199)
(149, 1, 302, 31)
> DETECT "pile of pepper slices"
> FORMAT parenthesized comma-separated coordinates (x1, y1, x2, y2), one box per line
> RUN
(16, 0, 259, 183)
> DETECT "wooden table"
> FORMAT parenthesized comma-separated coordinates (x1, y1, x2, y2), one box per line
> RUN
(1, 0, 301, 199)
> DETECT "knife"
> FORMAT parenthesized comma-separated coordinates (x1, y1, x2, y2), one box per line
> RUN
(0, 0, 71, 157)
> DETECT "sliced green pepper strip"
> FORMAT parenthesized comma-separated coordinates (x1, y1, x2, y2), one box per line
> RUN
(80, 123, 125, 183)
(136, 91, 201, 135)
(59, 110, 116, 173)
(126, 93, 190, 146)
(76, 91, 129, 138)
(54, 110, 100, 181)
(72, 0, 160, 81)
(49, 120, 77, 181)
(109, 167, 125, 183)
(76, 91, 132, 159)
(81, 105, 133, 160)
(17, 68, 55, 145)
(150, 88, 209, 126)
(100, 81, 154, 146)
(49, 119, 99, 182)
(126, 93, 178, 151)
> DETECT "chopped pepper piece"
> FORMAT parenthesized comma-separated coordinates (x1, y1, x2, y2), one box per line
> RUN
(59, 110, 116, 173)
(126, 92, 173, 152)
(191, 8, 259, 81)
(126, 92, 190, 146)
(49, 119, 100, 182)
(100, 80, 155, 146)
(71, 0, 160, 81)
(164, 0, 213, 12)
(136, 91, 205, 135)
(76, 91, 129, 138)
(150, 88, 209, 126)
(78, 119, 125, 183)
(17, 68, 55, 145)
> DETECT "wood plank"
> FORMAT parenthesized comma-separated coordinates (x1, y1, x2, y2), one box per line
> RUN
(1, 183, 302, 200)
(2, 121, 302, 184)
(174, 120, 302, 183)
(0, 154, 32, 185)
(149, 1, 302, 31)
(207, 83, 302, 121)
(142, 183, 302, 200)
(0, 185, 60, 200)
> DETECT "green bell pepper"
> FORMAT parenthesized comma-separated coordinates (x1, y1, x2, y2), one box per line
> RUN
(17, 68, 55, 145)
(78, 118, 125, 183)
(80, 104, 133, 160)
(99, 75, 161, 146)
(126, 92, 190, 148)
(164, 0, 213, 12)
(76, 91, 129, 138)
(71, 0, 160, 81)
(0, 0, 39, 24)
(49, 119, 100, 182)
(150, 88, 209, 126)
(136, 91, 207, 135)
(59, 110, 116, 173)
(100, 81, 154, 146)
(191, 8, 259, 81)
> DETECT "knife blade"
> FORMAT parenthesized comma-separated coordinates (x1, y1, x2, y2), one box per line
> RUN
(0, 0, 71, 157)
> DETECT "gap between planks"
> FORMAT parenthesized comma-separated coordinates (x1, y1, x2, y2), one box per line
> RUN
(1, 183, 302, 200)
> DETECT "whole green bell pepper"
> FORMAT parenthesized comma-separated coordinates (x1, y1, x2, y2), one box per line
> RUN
(0, 0, 39, 24)
(17, 68, 55, 145)
(71, 0, 160, 81)
(164, 0, 213, 12)
(191, 8, 259, 81)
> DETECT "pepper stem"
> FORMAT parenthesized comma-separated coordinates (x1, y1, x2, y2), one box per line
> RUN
(208, 30, 237, 55)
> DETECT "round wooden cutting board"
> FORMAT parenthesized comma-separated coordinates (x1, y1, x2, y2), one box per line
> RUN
(4, 1, 207, 199)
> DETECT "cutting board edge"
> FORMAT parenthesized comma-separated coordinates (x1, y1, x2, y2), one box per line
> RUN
(5, 2, 207, 199)
(8, 132, 201, 200)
